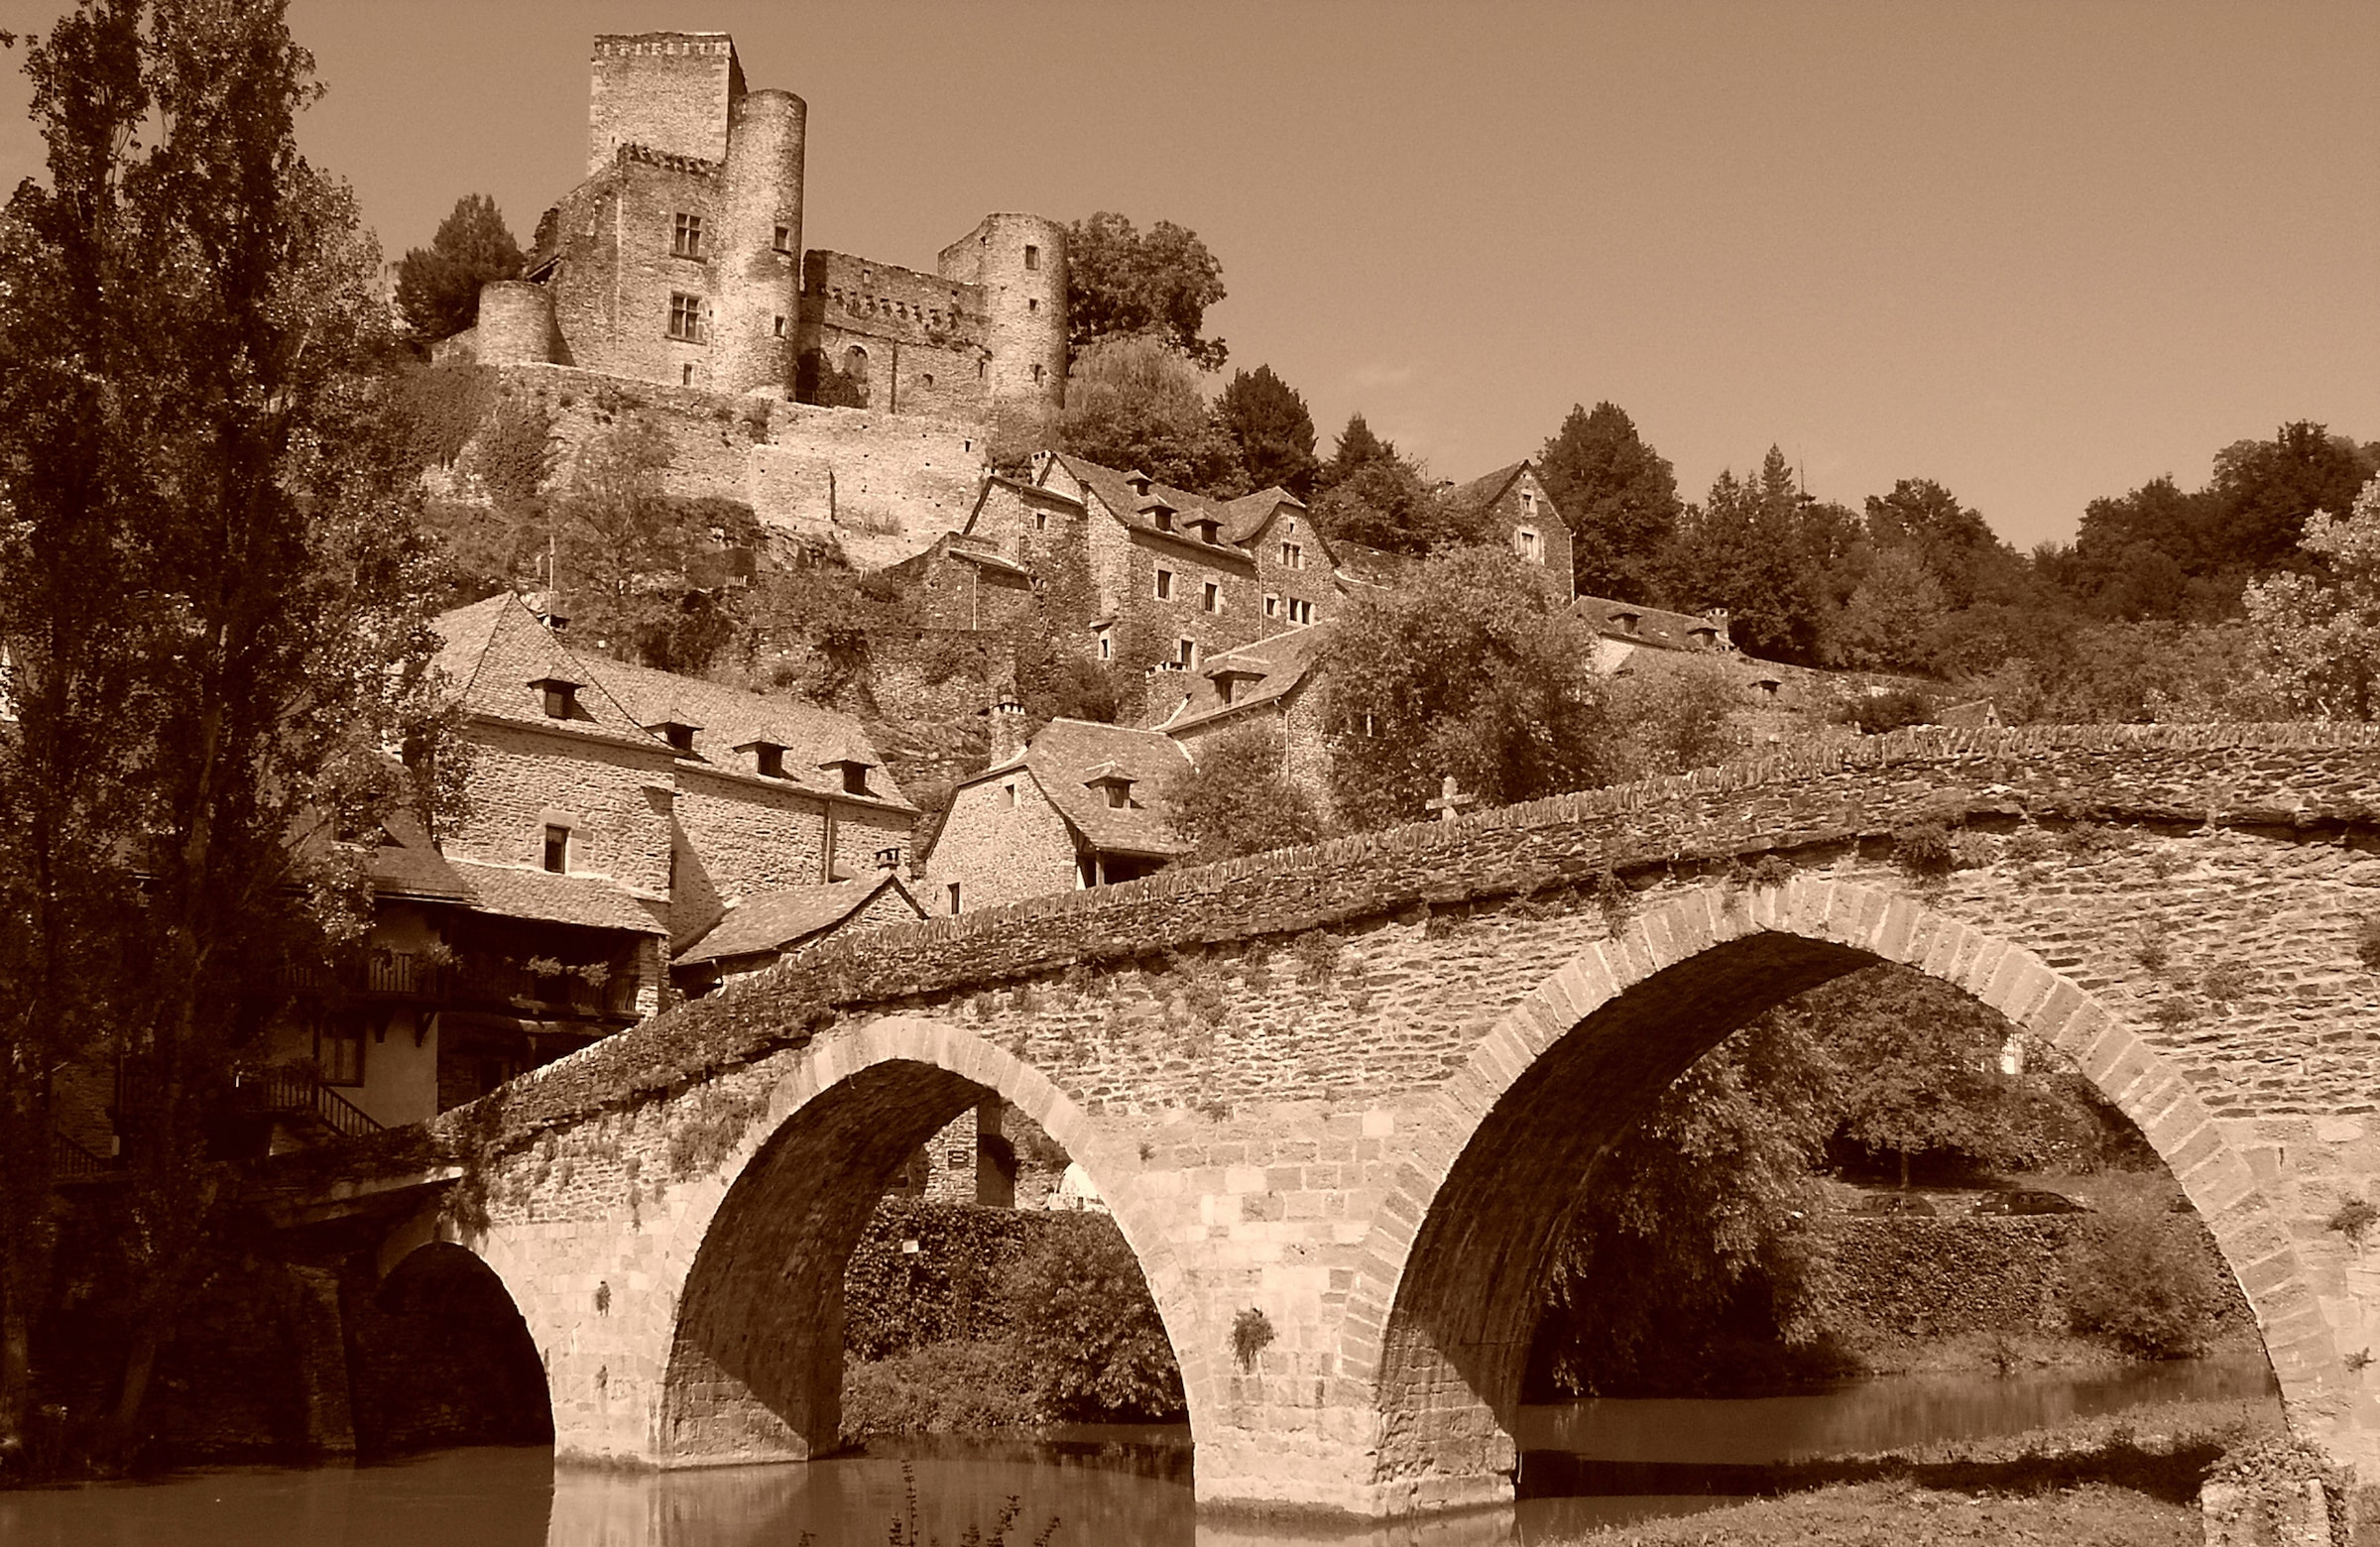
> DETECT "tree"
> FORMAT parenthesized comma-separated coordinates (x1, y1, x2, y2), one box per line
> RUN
(1862, 478, 2018, 608)
(394, 192, 524, 344)
(1834, 546, 1951, 671)
(1064, 211, 1227, 369)
(1160, 726, 1326, 863)
(2207, 421, 2378, 574)
(1056, 334, 1246, 497)
(1214, 365, 1321, 498)
(1535, 402, 1680, 602)
(1533, 1010, 1841, 1395)
(1317, 547, 1613, 827)
(2243, 472, 2380, 719)
(0, 0, 455, 1465)
(1308, 413, 1472, 555)
(1659, 449, 1830, 662)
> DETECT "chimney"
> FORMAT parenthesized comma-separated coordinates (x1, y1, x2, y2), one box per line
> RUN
(987, 696, 1029, 765)
(1705, 607, 1732, 648)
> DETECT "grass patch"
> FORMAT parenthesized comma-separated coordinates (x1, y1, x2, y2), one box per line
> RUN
(1557, 1478, 2199, 1544)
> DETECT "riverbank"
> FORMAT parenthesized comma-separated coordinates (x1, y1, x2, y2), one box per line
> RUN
(1561, 1479, 2202, 1545)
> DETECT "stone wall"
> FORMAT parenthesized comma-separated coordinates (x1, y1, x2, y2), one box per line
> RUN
(586, 33, 742, 175)
(447, 719, 676, 902)
(926, 767, 1080, 915)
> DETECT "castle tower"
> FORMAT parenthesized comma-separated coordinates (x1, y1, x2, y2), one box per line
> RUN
(710, 88, 806, 397)
(586, 33, 745, 176)
(474, 280, 556, 365)
(938, 213, 1069, 412)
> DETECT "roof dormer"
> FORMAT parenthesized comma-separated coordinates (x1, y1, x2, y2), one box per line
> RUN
(1188, 513, 1222, 544)
(1608, 609, 1642, 636)
(734, 739, 788, 779)
(1082, 762, 1135, 809)
(648, 718, 702, 755)
(1688, 625, 1720, 650)
(1137, 494, 1176, 533)
(819, 755, 877, 796)
(1124, 469, 1153, 498)
(529, 674, 585, 720)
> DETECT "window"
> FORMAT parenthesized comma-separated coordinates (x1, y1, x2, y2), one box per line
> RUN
(1031, 363, 1045, 386)
(920, 372, 934, 388)
(840, 763, 869, 795)
(667, 292, 703, 341)
(1177, 638, 1196, 668)
(1219, 678, 1237, 706)
(312, 1008, 365, 1087)
(1153, 509, 1174, 533)
(542, 823, 569, 874)
(1023, 244, 1040, 272)
(1034, 510, 1047, 533)
(755, 745, 785, 778)
(1288, 598, 1314, 625)
(1279, 540, 1304, 569)
(1263, 594, 1279, 618)
(681, 363, 694, 386)
(655, 721, 696, 754)
(1521, 489, 1538, 518)
(773, 314, 786, 337)
(672, 212, 704, 258)
(1096, 630, 1113, 661)
(947, 882, 962, 915)
(1027, 298, 1039, 313)
(773, 223, 791, 254)
(1153, 568, 1173, 601)
(1516, 527, 1543, 563)
(1001, 781, 1017, 809)
(1202, 581, 1221, 613)
(1105, 783, 1127, 809)
(540, 683, 574, 718)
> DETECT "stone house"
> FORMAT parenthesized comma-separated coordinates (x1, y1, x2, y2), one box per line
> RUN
(1572, 592, 1734, 672)
(1438, 460, 1575, 600)
(922, 707, 1191, 914)
(876, 530, 1035, 633)
(1156, 621, 1340, 819)
(257, 592, 918, 1135)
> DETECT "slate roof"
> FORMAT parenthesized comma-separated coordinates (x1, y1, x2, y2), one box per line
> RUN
(1043, 453, 1255, 562)
(673, 874, 924, 967)
(1332, 540, 1413, 590)
(1572, 592, 1730, 654)
(447, 859, 667, 935)
(579, 654, 914, 810)
(368, 810, 474, 903)
(1439, 461, 1532, 522)
(1163, 622, 1336, 736)
(430, 594, 656, 745)
(970, 717, 1192, 859)
(1218, 487, 1306, 545)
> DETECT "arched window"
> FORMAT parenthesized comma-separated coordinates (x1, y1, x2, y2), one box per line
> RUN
(844, 345, 870, 385)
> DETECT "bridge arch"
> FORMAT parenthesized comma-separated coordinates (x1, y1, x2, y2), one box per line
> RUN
(1340, 877, 2341, 1510)
(355, 1239, 553, 1454)
(653, 1013, 1208, 1465)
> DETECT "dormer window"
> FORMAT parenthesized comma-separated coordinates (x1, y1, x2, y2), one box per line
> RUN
(651, 720, 700, 754)
(530, 676, 582, 720)
(1689, 627, 1718, 650)
(1191, 518, 1219, 543)
(1610, 610, 1642, 636)
(737, 740, 787, 778)
(821, 757, 875, 795)
(1126, 470, 1153, 498)
(1084, 766, 1133, 809)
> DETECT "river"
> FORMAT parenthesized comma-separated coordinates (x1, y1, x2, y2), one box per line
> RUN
(0, 1354, 2279, 1546)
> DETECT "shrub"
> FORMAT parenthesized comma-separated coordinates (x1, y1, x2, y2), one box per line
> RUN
(1004, 1217, 1185, 1421)
(2326, 1195, 2376, 1245)
(1889, 819, 1958, 880)
(2065, 1198, 2220, 1358)
(1231, 1307, 1274, 1370)
(840, 1341, 1039, 1439)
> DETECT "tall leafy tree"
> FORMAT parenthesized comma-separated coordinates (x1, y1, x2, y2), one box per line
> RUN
(1660, 448, 1829, 662)
(0, 0, 454, 1463)
(2243, 473, 2380, 719)
(1316, 547, 1614, 827)
(2207, 421, 2378, 573)
(1308, 413, 1473, 555)
(1862, 478, 2017, 608)
(1213, 364, 1321, 498)
(1321, 411, 1395, 488)
(1056, 334, 1246, 497)
(1535, 402, 1681, 602)
(394, 192, 524, 343)
(1159, 726, 1327, 863)
(1064, 211, 1228, 369)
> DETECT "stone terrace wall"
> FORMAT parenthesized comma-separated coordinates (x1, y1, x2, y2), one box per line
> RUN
(423, 723, 2380, 1150)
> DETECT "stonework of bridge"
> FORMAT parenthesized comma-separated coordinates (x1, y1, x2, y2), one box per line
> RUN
(390, 725, 2380, 1519)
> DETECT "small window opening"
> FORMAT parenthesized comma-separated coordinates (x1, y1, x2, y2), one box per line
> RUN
(681, 363, 694, 386)
(1263, 594, 1279, 618)
(1023, 244, 1040, 272)
(1033, 511, 1048, 533)
(840, 763, 869, 795)
(1202, 581, 1221, 613)
(1027, 298, 1038, 313)
(1002, 781, 1017, 809)
(773, 315, 786, 337)
(542, 823, 569, 874)
(1177, 638, 1196, 668)
(1031, 362, 1045, 386)
(1219, 678, 1237, 706)
(773, 223, 791, 254)
(1097, 631, 1113, 660)
(920, 372, 934, 388)
(1153, 568, 1173, 601)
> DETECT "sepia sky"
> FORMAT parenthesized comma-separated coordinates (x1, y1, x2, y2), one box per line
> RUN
(0, 0, 2373, 548)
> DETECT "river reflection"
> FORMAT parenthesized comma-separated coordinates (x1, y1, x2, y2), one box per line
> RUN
(0, 1355, 2281, 1547)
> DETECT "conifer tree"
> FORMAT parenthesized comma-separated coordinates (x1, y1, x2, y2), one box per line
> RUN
(1214, 365, 1321, 498)
(395, 192, 525, 343)
(1535, 402, 1680, 602)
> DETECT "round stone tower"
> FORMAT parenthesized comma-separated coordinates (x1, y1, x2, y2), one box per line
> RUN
(474, 281, 556, 366)
(710, 87, 805, 398)
(967, 213, 1068, 412)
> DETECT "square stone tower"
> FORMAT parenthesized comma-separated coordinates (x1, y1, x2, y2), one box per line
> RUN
(587, 32, 747, 176)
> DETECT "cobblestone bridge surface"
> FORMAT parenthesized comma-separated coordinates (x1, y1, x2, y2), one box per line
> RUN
(395, 726, 2380, 1518)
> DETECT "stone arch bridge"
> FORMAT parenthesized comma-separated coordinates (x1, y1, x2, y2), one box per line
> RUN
(377, 725, 2380, 1519)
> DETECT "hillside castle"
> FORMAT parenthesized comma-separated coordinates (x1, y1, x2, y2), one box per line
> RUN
(439, 32, 1067, 563)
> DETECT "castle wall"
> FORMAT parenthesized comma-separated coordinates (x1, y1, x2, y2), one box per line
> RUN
(747, 403, 986, 567)
(794, 251, 990, 417)
(538, 157, 724, 390)
(587, 33, 743, 176)
(710, 88, 804, 398)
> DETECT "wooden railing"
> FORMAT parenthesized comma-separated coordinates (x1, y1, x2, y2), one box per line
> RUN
(51, 1130, 116, 1181)
(229, 1067, 383, 1139)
